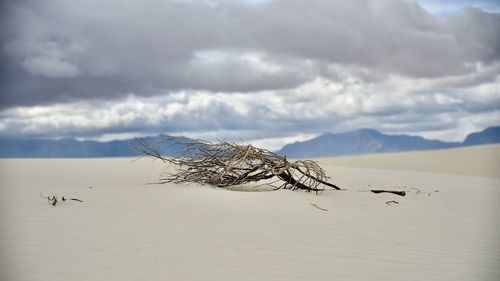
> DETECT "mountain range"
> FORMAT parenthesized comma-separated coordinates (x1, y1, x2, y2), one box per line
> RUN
(277, 126, 500, 158)
(0, 126, 499, 158)
(0, 135, 189, 158)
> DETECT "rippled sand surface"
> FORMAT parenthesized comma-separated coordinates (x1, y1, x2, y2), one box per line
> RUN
(1, 146, 499, 281)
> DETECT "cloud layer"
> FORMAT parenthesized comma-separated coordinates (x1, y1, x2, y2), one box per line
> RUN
(1, 0, 499, 149)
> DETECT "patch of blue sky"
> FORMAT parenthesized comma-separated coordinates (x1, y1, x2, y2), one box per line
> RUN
(241, 0, 499, 14)
(417, 0, 500, 15)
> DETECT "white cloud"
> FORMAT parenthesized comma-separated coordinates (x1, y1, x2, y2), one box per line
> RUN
(1, 67, 499, 149)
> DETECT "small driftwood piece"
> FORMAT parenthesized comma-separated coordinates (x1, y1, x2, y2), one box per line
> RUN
(370, 190, 406, 196)
(133, 137, 342, 193)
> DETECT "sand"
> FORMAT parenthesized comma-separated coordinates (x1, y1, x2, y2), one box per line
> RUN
(318, 144, 500, 179)
(1, 145, 499, 281)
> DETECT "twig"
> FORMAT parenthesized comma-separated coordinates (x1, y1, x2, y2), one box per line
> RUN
(40, 193, 83, 206)
(386, 200, 399, 205)
(309, 201, 328, 211)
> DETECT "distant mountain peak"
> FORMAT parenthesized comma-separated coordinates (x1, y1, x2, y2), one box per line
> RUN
(463, 126, 500, 146)
(357, 128, 381, 134)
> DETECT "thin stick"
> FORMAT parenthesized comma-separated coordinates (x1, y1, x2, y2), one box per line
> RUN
(309, 201, 328, 211)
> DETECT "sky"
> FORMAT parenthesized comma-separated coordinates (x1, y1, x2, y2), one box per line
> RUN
(0, 0, 499, 150)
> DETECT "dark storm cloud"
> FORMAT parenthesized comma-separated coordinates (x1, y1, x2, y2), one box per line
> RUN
(1, 0, 499, 108)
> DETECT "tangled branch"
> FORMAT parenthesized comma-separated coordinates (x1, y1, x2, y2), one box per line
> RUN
(134, 137, 341, 193)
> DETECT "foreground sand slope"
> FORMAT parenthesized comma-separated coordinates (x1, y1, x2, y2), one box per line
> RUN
(0, 145, 499, 281)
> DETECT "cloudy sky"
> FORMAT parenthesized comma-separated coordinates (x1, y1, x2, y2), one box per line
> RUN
(0, 0, 499, 150)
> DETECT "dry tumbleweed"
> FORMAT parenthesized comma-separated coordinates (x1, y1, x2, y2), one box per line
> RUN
(134, 137, 341, 193)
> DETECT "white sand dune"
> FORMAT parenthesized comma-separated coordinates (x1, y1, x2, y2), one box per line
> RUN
(1, 145, 499, 281)
(318, 144, 500, 179)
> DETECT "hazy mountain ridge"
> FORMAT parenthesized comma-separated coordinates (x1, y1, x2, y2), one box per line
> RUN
(277, 126, 500, 158)
(0, 126, 499, 158)
(0, 136, 189, 158)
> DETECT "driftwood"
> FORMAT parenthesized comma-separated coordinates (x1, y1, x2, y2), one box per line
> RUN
(371, 190, 406, 196)
(134, 137, 341, 193)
